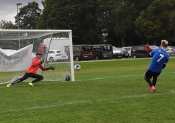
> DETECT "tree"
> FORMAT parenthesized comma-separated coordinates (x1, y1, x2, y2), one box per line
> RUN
(37, 0, 117, 44)
(134, 0, 170, 45)
(167, 0, 175, 43)
(37, 0, 175, 45)
(41, 0, 46, 8)
(95, 0, 116, 44)
(38, 0, 97, 44)
(15, 1, 42, 29)
(112, 0, 153, 46)
(0, 20, 17, 29)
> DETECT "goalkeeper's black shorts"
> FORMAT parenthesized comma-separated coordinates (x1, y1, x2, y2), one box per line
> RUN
(20, 73, 43, 82)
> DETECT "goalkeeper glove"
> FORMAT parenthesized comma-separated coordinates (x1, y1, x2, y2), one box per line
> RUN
(49, 66, 55, 70)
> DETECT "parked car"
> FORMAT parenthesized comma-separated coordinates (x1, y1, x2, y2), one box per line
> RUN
(112, 46, 123, 58)
(149, 45, 158, 51)
(92, 44, 113, 60)
(166, 46, 175, 50)
(72, 44, 93, 61)
(123, 47, 132, 56)
(166, 46, 175, 56)
(131, 45, 147, 58)
(47, 50, 68, 62)
(116, 47, 129, 57)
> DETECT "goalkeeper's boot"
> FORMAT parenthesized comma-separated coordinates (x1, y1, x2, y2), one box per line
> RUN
(7, 83, 12, 87)
(28, 82, 33, 87)
(151, 86, 156, 92)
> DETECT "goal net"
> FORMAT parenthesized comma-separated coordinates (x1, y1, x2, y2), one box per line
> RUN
(0, 29, 75, 84)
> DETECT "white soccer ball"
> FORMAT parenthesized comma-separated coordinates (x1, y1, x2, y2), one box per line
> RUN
(74, 64, 81, 71)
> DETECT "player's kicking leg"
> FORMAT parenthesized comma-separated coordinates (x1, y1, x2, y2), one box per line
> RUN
(152, 73, 160, 87)
(144, 69, 156, 92)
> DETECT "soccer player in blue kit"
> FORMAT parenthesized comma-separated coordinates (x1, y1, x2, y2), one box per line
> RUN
(144, 40, 169, 92)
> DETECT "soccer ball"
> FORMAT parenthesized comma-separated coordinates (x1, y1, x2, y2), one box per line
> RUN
(74, 64, 81, 71)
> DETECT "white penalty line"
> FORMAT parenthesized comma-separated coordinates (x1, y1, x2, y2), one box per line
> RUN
(0, 75, 143, 88)
(0, 90, 175, 114)
(0, 75, 139, 86)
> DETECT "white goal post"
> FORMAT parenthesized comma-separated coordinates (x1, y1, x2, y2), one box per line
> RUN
(0, 29, 75, 83)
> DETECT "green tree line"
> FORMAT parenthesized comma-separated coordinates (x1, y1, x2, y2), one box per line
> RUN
(1, 0, 175, 46)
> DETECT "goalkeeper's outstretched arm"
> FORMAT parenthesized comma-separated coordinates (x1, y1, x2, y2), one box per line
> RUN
(40, 65, 55, 71)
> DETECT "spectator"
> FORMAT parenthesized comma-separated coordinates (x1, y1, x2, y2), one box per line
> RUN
(145, 43, 150, 57)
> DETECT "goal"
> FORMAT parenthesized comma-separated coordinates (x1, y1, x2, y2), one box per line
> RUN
(0, 29, 75, 84)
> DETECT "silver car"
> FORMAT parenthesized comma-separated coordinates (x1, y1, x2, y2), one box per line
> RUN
(116, 47, 129, 57)
(123, 47, 132, 56)
(166, 46, 175, 56)
(112, 46, 123, 58)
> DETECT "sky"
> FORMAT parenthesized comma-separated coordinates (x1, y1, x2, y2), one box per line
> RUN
(0, 0, 44, 24)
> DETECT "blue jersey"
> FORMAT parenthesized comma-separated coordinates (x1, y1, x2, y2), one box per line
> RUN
(149, 48, 169, 73)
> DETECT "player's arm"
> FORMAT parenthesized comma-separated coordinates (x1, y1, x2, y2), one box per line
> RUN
(40, 65, 55, 71)
(162, 64, 166, 69)
(163, 57, 169, 69)
(149, 49, 155, 57)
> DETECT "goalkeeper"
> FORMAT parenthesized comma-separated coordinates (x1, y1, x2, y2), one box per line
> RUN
(7, 53, 55, 87)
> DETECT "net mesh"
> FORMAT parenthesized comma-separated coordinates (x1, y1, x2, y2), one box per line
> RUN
(0, 30, 73, 84)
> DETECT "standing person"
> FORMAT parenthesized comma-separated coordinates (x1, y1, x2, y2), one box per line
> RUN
(7, 53, 55, 87)
(145, 43, 150, 57)
(144, 40, 169, 92)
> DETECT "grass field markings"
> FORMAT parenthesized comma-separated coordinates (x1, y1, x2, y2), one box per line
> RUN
(75, 71, 175, 82)
(79, 57, 175, 62)
(75, 58, 154, 62)
(94, 90, 175, 102)
(0, 75, 140, 87)
(0, 90, 175, 114)
(76, 75, 141, 82)
(0, 71, 174, 87)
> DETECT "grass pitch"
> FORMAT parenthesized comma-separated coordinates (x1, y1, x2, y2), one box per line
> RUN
(1, 58, 175, 123)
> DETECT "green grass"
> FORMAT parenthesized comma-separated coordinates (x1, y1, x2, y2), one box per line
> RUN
(1, 58, 175, 123)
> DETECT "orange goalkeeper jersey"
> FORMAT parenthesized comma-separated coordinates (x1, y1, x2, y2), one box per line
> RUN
(26, 57, 48, 74)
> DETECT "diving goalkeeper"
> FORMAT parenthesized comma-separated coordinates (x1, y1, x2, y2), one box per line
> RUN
(7, 53, 55, 87)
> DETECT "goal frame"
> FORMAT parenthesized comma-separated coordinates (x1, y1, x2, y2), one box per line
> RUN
(0, 29, 75, 81)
